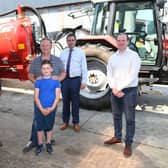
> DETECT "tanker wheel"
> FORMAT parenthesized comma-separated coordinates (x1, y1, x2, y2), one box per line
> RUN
(80, 45, 113, 110)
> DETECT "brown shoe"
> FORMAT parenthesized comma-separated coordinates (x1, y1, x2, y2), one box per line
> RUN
(104, 137, 121, 145)
(73, 124, 80, 132)
(60, 123, 68, 130)
(123, 144, 132, 157)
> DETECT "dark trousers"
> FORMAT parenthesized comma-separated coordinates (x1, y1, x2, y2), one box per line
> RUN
(29, 104, 38, 146)
(111, 87, 137, 145)
(30, 118, 38, 146)
(61, 77, 81, 124)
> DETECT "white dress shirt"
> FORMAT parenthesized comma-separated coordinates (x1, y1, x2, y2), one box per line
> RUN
(107, 48, 141, 91)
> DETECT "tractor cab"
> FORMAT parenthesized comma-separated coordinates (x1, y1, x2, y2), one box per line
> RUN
(91, 0, 166, 68)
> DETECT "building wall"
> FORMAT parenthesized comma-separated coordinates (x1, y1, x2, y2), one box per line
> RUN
(0, 1, 93, 33)
(0, 0, 91, 12)
(38, 3, 93, 33)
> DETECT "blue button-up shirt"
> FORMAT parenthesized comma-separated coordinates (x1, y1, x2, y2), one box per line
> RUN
(59, 47, 87, 83)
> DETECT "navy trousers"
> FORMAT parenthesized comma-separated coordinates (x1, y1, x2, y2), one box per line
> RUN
(30, 118, 38, 146)
(111, 87, 137, 145)
(29, 104, 39, 146)
(61, 77, 81, 124)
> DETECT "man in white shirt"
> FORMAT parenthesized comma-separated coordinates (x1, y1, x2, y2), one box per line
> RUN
(104, 33, 141, 157)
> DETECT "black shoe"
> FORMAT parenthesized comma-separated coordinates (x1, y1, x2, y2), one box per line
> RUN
(22, 141, 35, 153)
(51, 139, 56, 145)
(46, 143, 53, 154)
(35, 144, 43, 155)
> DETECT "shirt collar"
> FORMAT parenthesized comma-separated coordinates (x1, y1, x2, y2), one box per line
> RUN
(69, 47, 77, 51)
(116, 47, 129, 54)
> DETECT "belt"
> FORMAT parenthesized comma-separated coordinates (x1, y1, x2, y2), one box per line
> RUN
(66, 76, 80, 79)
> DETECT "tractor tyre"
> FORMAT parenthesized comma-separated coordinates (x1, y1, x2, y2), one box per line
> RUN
(79, 44, 113, 110)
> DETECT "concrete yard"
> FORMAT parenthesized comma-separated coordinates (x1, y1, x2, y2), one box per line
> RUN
(0, 79, 168, 168)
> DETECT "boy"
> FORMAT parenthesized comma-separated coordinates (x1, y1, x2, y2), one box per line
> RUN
(34, 60, 60, 155)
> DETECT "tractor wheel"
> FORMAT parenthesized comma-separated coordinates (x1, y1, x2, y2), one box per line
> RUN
(80, 44, 113, 110)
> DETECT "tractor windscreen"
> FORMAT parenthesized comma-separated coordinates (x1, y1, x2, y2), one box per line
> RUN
(114, 1, 158, 66)
(92, 1, 159, 66)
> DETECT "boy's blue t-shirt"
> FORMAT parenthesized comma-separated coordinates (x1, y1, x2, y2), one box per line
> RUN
(35, 78, 60, 108)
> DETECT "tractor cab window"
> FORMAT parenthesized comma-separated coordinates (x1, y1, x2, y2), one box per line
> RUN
(92, 2, 109, 35)
(114, 1, 158, 66)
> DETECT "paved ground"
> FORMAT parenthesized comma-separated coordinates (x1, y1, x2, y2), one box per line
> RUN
(0, 79, 168, 168)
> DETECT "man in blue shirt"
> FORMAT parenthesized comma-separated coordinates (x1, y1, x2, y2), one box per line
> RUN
(59, 33, 87, 132)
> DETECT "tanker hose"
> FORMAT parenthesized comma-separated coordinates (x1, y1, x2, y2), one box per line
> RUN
(22, 6, 47, 37)
(0, 5, 47, 37)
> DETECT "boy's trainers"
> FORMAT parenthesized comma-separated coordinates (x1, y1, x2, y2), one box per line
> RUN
(46, 143, 53, 154)
(35, 144, 43, 155)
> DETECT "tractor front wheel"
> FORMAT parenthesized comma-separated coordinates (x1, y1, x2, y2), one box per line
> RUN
(80, 44, 113, 110)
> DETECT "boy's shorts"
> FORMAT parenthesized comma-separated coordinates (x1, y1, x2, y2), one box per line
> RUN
(35, 104, 56, 131)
